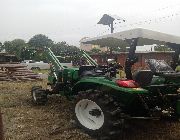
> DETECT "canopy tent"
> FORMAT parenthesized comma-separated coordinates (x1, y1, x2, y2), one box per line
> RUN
(80, 28, 180, 47)
(81, 28, 180, 76)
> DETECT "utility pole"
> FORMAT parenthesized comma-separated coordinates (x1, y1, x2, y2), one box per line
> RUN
(110, 22, 114, 33)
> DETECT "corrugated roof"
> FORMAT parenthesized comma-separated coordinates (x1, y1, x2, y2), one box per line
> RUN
(81, 28, 180, 46)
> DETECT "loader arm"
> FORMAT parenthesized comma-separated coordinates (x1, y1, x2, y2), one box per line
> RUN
(44, 47, 98, 80)
(44, 47, 64, 79)
(80, 50, 98, 66)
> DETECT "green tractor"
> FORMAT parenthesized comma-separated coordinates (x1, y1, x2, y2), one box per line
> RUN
(31, 28, 180, 140)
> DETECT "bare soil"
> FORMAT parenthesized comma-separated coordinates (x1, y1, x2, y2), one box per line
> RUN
(0, 81, 92, 140)
(1, 81, 180, 140)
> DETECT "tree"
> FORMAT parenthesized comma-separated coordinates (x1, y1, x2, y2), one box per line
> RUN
(28, 34, 53, 49)
(0, 42, 3, 52)
(99, 38, 128, 54)
(4, 41, 12, 53)
(51, 41, 80, 63)
(154, 44, 172, 51)
(27, 34, 53, 61)
(51, 41, 79, 55)
(3, 39, 27, 59)
(11, 39, 27, 58)
(89, 48, 101, 54)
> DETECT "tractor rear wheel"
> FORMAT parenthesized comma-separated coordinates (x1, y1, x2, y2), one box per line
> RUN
(74, 90, 125, 140)
(31, 86, 48, 105)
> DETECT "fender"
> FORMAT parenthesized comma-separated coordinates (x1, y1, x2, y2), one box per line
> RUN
(72, 76, 148, 94)
(72, 76, 148, 105)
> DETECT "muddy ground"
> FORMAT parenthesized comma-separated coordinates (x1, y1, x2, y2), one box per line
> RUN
(1, 81, 180, 140)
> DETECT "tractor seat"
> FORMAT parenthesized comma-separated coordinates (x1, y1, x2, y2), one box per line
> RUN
(133, 70, 153, 87)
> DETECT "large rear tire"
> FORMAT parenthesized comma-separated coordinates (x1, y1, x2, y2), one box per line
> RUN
(31, 86, 48, 105)
(74, 90, 125, 140)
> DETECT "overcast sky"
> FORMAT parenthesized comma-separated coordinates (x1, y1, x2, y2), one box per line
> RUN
(0, 0, 180, 46)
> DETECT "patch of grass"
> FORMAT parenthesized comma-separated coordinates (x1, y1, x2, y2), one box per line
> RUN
(32, 69, 49, 74)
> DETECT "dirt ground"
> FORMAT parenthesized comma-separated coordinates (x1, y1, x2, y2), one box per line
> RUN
(1, 81, 180, 140)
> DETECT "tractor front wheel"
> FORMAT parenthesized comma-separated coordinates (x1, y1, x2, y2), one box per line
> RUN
(74, 90, 125, 140)
(31, 86, 48, 105)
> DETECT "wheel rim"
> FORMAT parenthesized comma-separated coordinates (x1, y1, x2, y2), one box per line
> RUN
(75, 99, 104, 130)
(32, 91, 37, 101)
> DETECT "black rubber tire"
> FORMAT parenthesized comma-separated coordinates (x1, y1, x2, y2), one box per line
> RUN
(74, 90, 125, 140)
(31, 86, 48, 105)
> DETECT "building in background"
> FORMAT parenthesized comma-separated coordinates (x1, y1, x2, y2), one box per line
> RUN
(80, 37, 107, 52)
(90, 51, 174, 70)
